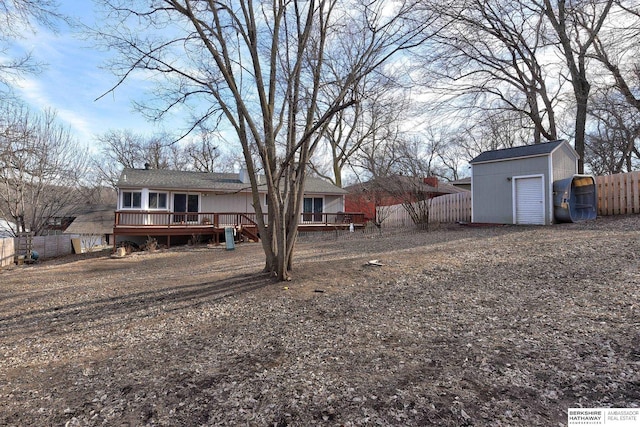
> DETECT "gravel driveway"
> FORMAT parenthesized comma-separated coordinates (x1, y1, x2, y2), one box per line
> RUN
(1, 216, 639, 426)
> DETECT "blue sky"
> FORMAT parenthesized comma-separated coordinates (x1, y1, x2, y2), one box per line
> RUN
(8, 1, 168, 151)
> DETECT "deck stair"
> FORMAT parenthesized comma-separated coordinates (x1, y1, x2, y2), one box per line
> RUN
(239, 226, 260, 242)
(238, 214, 260, 242)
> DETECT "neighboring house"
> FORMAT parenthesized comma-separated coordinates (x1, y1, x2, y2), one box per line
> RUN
(450, 177, 471, 191)
(42, 213, 76, 234)
(114, 167, 360, 247)
(63, 206, 115, 252)
(345, 176, 468, 223)
(44, 203, 116, 235)
(470, 139, 596, 225)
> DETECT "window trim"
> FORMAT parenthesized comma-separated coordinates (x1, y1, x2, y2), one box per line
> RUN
(121, 191, 142, 209)
(148, 191, 168, 210)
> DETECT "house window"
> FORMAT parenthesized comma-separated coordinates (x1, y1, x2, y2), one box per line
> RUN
(148, 192, 168, 209)
(303, 197, 323, 222)
(122, 191, 142, 209)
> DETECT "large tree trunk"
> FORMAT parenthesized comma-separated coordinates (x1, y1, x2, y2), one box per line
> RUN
(574, 84, 590, 173)
(96, 0, 433, 280)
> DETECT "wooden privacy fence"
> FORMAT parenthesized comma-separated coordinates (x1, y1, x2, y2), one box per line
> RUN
(430, 192, 472, 223)
(0, 237, 14, 268)
(30, 234, 78, 259)
(380, 192, 472, 228)
(595, 172, 640, 216)
(0, 234, 77, 267)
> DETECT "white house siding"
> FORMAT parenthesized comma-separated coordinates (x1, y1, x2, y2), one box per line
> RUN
(201, 192, 261, 213)
(322, 195, 345, 214)
(202, 192, 343, 214)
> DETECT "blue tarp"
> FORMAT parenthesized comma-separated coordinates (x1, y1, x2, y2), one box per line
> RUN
(553, 175, 597, 223)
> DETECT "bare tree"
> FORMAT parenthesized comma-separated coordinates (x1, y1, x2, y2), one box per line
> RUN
(446, 108, 535, 170)
(537, 0, 615, 173)
(424, 0, 562, 145)
(392, 134, 445, 178)
(184, 142, 219, 173)
(95, 0, 435, 280)
(359, 131, 444, 230)
(350, 123, 407, 181)
(0, 0, 64, 92)
(588, 1, 640, 114)
(182, 130, 228, 173)
(0, 102, 88, 236)
(93, 129, 184, 187)
(586, 87, 640, 174)
(310, 72, 410, 187)
(370, 175, 434, 230)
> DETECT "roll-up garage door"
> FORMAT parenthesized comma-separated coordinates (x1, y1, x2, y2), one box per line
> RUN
(514, 176, 545, 225)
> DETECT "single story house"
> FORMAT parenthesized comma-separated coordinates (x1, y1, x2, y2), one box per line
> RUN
(470, 139, 595, 225)
(114, 167, 362, 247)
(345, 176, 468, 223)
(450, 177, 471, 191)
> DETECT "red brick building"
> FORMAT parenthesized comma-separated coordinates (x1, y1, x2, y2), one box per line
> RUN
(345, 176, 467, 223)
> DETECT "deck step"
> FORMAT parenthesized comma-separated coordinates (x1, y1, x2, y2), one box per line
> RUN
(240, 226, 260, 242)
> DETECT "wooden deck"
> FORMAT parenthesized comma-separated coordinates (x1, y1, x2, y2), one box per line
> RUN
(113, 211, 365, 247)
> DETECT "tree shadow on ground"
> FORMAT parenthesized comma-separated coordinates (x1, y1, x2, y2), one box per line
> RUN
(0, 271, 274, 340)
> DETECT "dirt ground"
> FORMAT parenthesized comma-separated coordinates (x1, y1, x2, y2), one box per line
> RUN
(1, 216, 639, 426)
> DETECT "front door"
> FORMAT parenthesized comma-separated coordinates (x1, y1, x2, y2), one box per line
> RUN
(173, 194, 199, 223)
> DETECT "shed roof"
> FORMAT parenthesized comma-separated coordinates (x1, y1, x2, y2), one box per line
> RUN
(117, 168, 346, 195)
(470, 140, 574, 164)
(64, 207, 115, 235)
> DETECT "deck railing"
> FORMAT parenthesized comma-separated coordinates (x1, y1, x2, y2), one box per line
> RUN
(114, 211, 365, 228)
(299, 212, 365, 225)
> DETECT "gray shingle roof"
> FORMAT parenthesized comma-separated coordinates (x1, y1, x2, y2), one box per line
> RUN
(64, 208, 115, 235)
(345, 176, 468, 195)
(117, 168, 346, 195)
(470, 140, 570, 164)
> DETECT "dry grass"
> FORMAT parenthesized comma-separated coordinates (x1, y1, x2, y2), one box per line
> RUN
(1, 216, 639, 426)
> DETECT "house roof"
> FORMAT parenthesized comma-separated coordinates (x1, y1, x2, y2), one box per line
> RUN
(345, 175, 468, 195)
(64, 207, 115, 235)
(449, 177, 471, 186)
(116, 168, 347, 195)
(469, 140, 575, 164)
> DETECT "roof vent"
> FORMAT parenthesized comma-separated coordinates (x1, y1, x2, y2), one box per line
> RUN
(144, 163, 151, 170)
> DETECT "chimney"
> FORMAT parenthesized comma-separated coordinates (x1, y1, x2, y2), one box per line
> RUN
(423, 176, 438, 188)
(239, 168, 250, 184)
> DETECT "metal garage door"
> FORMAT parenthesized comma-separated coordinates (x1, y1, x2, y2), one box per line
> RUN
(514, 176, 545, 225)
